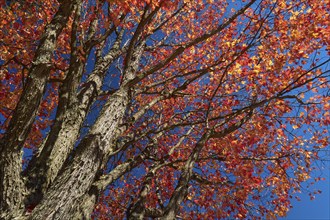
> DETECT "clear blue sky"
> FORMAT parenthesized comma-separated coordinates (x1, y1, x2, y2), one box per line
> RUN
(281, 161, 330, 220)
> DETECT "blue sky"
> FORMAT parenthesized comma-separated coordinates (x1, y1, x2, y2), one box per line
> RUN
(281, 160, 330, 220)
(1, 1, 329, 218)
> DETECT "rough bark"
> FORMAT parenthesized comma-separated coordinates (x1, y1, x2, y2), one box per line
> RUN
(0, 1, 75, 218)
(28, 87, 129, 219)
(23, 1, 86, 205)
(27, 21, 145, 217)
(1, 1, 310, 219)
(0, 148, 25, 219)
(24, 20, 125, 208)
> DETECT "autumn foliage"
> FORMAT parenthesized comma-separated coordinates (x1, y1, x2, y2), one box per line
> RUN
(0, 0, 329, 219)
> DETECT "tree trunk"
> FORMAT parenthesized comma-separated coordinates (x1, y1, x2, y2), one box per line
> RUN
(28, 88, 129, 219)
(0, 1, 75, 218)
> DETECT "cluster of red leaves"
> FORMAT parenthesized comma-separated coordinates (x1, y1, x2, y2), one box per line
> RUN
(1, 0, 329, 219)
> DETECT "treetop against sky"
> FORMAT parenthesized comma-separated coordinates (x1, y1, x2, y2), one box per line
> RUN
(0, 0, 329, 219)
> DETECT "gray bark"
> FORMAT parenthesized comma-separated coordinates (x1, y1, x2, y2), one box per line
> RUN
(28, 87, 129, 219)
(0, 1, 75, 218)
(0, 1, 279, 219)
(27, 17, 145, 217)
(160, 132, 210, 220)
(24, 19, 125, 207)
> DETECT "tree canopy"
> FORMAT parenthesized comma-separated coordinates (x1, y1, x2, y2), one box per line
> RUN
(0, 0, 329, 219)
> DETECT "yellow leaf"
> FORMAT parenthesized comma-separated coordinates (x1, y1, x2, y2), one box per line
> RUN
(268, 60, 273, 66)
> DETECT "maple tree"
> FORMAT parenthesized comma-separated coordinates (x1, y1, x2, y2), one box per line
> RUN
(0, 0, 329, 219)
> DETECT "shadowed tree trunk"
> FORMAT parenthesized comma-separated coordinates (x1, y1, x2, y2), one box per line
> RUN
(0, 0, 329, 219)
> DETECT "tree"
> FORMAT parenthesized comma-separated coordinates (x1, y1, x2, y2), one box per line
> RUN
(0, 0, 329, 219)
